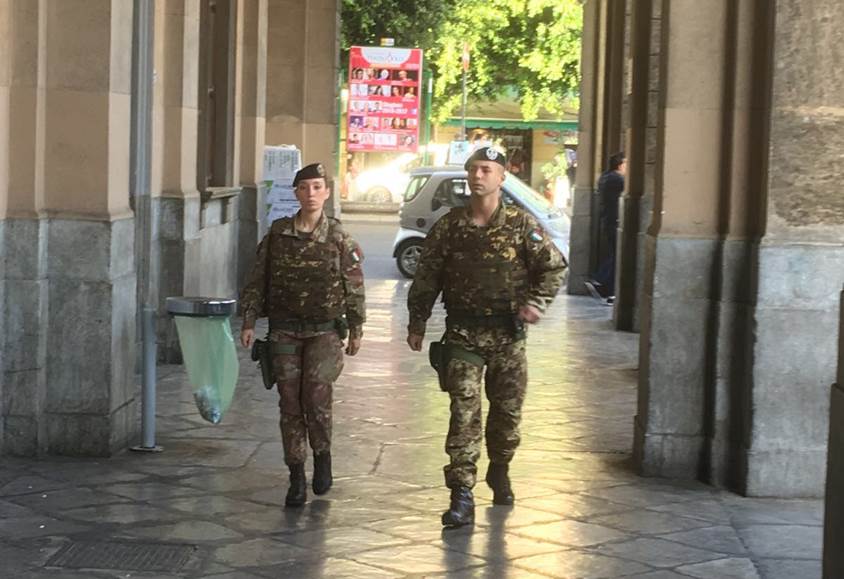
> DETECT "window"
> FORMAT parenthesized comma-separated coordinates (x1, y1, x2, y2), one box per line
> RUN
(434, 179, 470, 209)
(403, 175, 430, 203)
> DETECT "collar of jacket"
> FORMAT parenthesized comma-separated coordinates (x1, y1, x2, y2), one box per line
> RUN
(459, 198, 507, 227)
(279, 212, 330, 242)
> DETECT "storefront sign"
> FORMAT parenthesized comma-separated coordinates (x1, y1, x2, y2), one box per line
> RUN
(347, 46, 423, 153)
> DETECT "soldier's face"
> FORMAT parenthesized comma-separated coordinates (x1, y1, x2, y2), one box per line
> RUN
(295, 178, 330, 212)
(467, 161, 505, 197)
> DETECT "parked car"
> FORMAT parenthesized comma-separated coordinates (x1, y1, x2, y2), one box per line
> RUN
(392, 166, 570, 279)
(349, 153, 419, 203)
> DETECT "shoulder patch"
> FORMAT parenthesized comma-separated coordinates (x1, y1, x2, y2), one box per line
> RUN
(350, 247, 362, 263)
(528, 228, 544, 242)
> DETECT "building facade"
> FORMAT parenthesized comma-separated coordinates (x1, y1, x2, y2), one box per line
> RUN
(0, 0, 341, 456)
(572, 0, 844, 499)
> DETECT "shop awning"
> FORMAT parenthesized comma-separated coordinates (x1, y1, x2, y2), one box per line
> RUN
(443, 117, 578, 131)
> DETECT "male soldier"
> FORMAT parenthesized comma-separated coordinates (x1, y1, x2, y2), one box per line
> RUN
(406, 147, 566, 528)
(240, 163, 365, 507)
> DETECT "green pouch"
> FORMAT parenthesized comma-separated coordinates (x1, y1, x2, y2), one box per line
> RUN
(174, 316, 240, 424)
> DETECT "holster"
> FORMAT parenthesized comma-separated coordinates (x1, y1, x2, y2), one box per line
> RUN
(250, 339, 275, 390)
(428, 339, 485, 392)
(334, 317, 349, 340)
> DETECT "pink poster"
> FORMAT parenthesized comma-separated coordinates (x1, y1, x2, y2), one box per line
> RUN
(347, 46, 423, 153)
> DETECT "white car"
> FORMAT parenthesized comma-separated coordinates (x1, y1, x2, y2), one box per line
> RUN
(350, 153, 419, 203)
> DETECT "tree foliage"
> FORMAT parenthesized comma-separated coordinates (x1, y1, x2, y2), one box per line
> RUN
(340, 0, 582, 122)
(340, 0, 455, 66)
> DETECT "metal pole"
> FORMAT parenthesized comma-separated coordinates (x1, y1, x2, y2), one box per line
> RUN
(461, 68, 467, 140)
(141, 307, 157, 448)
(130, 0, 162, 452)
(422, 69, 433, 165)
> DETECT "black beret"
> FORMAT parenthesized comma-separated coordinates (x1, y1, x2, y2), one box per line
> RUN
(464, 146, 506, 170)
(293, 163, 328, 186)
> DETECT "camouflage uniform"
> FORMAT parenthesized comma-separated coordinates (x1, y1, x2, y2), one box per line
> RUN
(407, 203, 566, 489)
(241, 214, 365, 465)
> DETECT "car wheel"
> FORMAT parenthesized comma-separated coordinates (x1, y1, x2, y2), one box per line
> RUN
(396, 239, 424, 279)
(366, 186, 392, 204)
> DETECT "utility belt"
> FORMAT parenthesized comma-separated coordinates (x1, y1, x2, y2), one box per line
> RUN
(252, 317, 349, 390)
(270, 317, 348, 339)
(445, 311, 525, 340)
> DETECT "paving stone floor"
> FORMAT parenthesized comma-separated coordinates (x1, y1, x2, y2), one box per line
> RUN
(0, 281, 824, 578)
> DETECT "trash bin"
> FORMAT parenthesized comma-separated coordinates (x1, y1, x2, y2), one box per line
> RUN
(166, 297, 239, 424)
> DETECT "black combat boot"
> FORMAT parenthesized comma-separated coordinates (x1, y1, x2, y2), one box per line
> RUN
(441, 486, 475, 528)
(285, 463, 307, 507)
(312, 452, 333, 495)
(485, 462, 515, 505)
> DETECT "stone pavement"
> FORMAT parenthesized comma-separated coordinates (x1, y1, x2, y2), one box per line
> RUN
(0, 281, 824, 578)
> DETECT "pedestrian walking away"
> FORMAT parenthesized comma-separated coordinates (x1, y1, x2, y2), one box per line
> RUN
(240, 162, 366, 508)
(406, 147, 567, 528)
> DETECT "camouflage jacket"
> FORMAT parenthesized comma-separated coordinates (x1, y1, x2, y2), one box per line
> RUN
(240, 214, 366, 338)
(407, 201, 566, 337)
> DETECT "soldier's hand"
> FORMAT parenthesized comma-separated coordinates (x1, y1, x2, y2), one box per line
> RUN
(346, 337, 361, 356)
(518, 305, 542, 324)
(407, 333, 424, 351)
(240, 328, 255, 349)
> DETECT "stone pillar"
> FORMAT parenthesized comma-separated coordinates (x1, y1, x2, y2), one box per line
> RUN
(704, 0, 770, 490)
(237, 0, 268, 291)
(157, 0, 203, 362)
(567, 0, 600, 295)
(613, 0, 652, 330)
(635, 0, 729, 478)
(266, 0, 339, 214)
(823, 291, 844, 578)
(0, 0, 50, 455)
(743, 0, 844, 496)
(0, 0, 139, 456)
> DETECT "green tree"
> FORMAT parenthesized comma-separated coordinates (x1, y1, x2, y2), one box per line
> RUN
(340, 0, 582, 122)
(340, 0, 455, 65)
(429, 0, 582, 121)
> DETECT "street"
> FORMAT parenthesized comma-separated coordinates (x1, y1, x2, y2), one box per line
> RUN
(343, 214, 404, 281)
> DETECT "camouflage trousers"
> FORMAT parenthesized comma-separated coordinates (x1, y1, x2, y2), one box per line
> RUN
(270, 329, 344, 465)
(441, 325, 527, 489)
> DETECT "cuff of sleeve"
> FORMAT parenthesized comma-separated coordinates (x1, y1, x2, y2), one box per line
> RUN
(349, 325, 363, 339)
(525, 297, 547, 313)
(242, 310, 257, 330)
(408, 319, 427, 337)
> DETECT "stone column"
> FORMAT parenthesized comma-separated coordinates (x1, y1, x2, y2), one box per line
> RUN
(40, 0, 138, 455)
(704, 0, 770, 490)
(634, 0, 729, 478)
(567, 0, 600, 295)
(266, 0, 339, 214)
(743, 0, 844, 496)
(236, 0, 268, 291)
(0, 0, 50, 455)
(823, 291, 844, 578)
(157, 0, 203, 361)
(613, 0, 652, 330)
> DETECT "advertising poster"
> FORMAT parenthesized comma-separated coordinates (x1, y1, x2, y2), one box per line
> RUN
(347, 46, 423, 153)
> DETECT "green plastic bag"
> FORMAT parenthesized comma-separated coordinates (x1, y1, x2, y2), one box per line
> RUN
(174, 316, 240, 424)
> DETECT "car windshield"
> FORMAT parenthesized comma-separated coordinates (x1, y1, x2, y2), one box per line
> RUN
(403, 175, 430, 202)
(504, 173, 557, 217)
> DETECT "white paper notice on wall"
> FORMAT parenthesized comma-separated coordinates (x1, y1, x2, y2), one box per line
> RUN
(263, 146, 302, 226)
(263, 145, 301, 186)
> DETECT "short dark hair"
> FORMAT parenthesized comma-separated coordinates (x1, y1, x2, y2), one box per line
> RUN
(608, 152, 626, 171)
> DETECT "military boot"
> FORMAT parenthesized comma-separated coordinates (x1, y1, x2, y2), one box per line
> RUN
(441, 486, 475, 528)
(285, 463, 307, 507)
(312, 452, 333, 495)
(485, 462, 515, 505)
